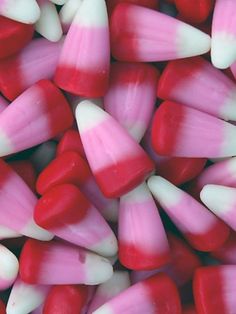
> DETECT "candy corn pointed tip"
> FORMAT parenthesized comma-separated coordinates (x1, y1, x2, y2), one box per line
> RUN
(0, 131, 13, 157)
(86, 254, 113, 285)
(74, 0, 108, 27)
(75, 101, 107, 132)
(211, 35, 236, 69)
(200, 184, 221, 210)
(91, 235, 118, 257)
(178, 24, 211, 58)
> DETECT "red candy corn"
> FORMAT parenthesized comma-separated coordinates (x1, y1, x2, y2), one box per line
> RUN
(34, 184, 88, 229)
(56, 129, 86, 158)
(157, 57, 236, 121)
(76, 100, 155, 198)
(19, 239, 113, 285)
(131, 233, 201, 287)
(148, 176, 230, 251)
(54, 0, 110, 97)
(104, 62, 159, 143)
(118, 182, 170, 270)
(0, 16, 34, 59)
(151, 101, 236, 158)
(34, 184, 118, 256)
(36, 151, 91, 195)
(175, 0, 215, 24)
(93, 273, 182, 314)
(43, 285, 88, 314)
(110, 3, 210, 62)
(0, 80, 73, 157)
(0, 37, 63, 101)
(194, 265, 236, 314)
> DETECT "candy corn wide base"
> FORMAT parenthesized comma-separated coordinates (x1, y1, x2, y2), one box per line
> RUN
(0, 1, 236, 314)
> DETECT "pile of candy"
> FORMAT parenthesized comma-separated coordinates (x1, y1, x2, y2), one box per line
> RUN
(0, 0, 236, 313)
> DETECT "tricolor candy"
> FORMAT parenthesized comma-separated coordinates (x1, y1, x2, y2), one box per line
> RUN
(0, 80, 73, 157)
(148, 176, 229, 251)
(19, 239, 114, 285)
(110, 3, 211, 62)
(76, 100, 154, 198)
(54, 0, 110, 97)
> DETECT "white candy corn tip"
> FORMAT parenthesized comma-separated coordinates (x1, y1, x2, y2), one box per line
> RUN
(0, 130, 14, 157)
(0, 225, 22, 240)
(85, 253, 113, 285)
(211, 34, 236, 69)
(91, 235, 118, 257)
(73, 0, 108, 27)
(2, 0, 40, 24)
(6, 279, 49, 314)
(0, 245, 18, 283)
(36, 1, 63, 42)
(147, 176, 182, 207)
(75, 100, 107, 132)
(21, 218, 54, 241)
(177, 24, 211, 58)
(200, 184, 235, 214)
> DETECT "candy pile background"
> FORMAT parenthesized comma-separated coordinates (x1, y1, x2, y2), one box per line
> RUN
(0, 0, 236, 313)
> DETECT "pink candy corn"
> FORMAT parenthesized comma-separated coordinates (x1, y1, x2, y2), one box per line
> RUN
(0, 37, 63, 100)
(34, 184, 118, 256)
(0, 159, 52, 240)
(151, 101, 236, 158)
(104, 62, 159, 142)
(87, 271, 130, 313)
(54, 0, 110, 97)
(158, 57, 236, 121)
(6, 278, 50, 314)
(36, 0, 63, 42)
(0, 0, 40, 24)
(0, 245, 18, 290)
(76, 100, 155, 198)
(188, 157, 236, 198)
(201, 184, 236, 231)
(93, 273, 182, 314)
(110, 3, 211, 62)
(118, 182, 170, 270)
(20, 239, 113, 285)
(212, 0, 236, 69)
(0, 80, 73, 157)
(148, 176, 230, 251)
